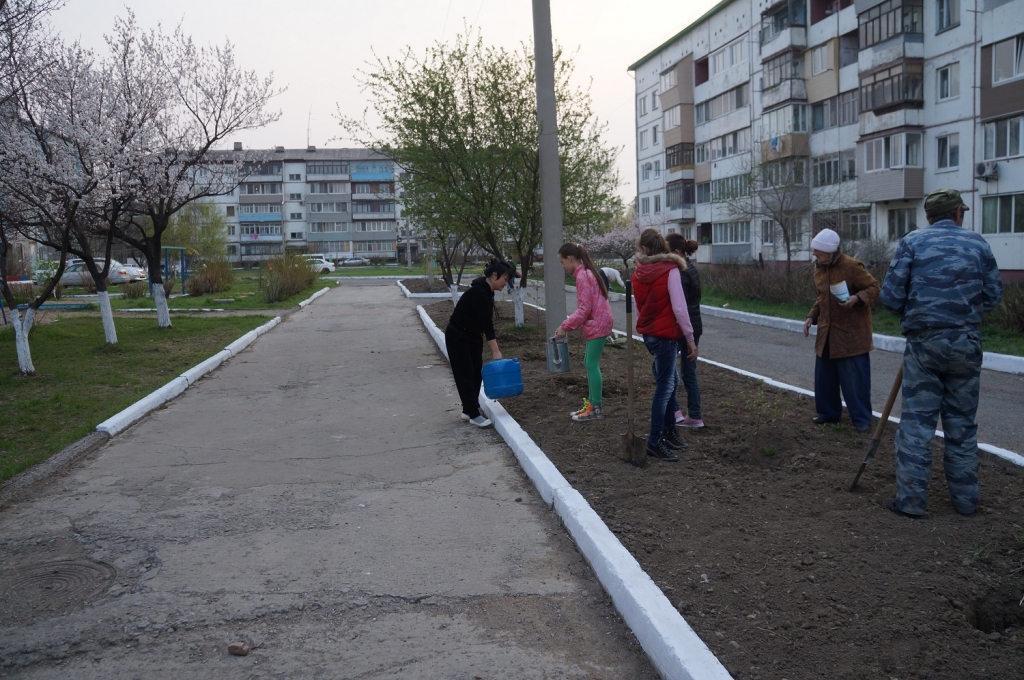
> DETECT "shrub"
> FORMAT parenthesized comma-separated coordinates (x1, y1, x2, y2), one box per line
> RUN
(81, 275, 98, 295)
(184, 259, 233, 297)
(369, 255, 388, 265)
(261, 252, 317, 302)
(990, 282, 1024, 334)
(702, 261, 818, 308)
(121, 281, 148, 300)
(162, 276, 176, 298)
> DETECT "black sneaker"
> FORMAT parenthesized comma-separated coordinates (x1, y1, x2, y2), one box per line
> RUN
(646, 438, 679, 462)
(663, 428, 690, 450)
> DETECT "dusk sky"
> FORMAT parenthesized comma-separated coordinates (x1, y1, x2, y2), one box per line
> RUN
(50, 0, 720, 203)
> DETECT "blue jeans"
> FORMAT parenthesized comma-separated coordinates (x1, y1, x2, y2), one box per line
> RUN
(814, 351, 872, 429)
(644, 336, 680, 447)
(677, 336, 702, 419)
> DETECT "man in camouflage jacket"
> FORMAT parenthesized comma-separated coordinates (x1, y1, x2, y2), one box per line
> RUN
(880, 189, 1002, 518)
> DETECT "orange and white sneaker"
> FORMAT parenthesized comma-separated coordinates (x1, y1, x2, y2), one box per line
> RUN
(569, 398, 591, 418)
(572, 403, 603, 422)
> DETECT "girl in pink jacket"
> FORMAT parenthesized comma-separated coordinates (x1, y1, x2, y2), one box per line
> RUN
(554, 243, 615, 421)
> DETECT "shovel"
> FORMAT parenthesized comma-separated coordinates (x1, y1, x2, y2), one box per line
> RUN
(621, 280, 647, 468)
(849, 365, 903, 491)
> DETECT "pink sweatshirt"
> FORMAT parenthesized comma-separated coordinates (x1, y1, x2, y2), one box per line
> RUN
(633, 267, 694, 343)
(560, 265, 614, 340)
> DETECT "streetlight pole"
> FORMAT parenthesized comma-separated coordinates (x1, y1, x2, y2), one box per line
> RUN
(532, 0, 567, 346)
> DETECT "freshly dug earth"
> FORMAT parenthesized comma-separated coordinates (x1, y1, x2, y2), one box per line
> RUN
(401, 277, 455, 294)
(425, 301, 1024, 680)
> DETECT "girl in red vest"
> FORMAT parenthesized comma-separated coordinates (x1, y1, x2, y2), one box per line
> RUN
(631, 229, 697, 462)
(554, 243, 614, 421)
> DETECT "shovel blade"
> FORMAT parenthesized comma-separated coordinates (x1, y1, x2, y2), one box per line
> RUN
(622, 430, 647, 468)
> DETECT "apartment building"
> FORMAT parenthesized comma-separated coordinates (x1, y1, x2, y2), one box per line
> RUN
(208, 146, 409, 265)
(630, 0, 1024, 278)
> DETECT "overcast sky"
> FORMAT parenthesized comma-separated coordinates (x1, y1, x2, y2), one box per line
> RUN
(50, 0, 718, 204)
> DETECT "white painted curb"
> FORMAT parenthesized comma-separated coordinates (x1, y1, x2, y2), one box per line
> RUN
(298, 287, 330, 308)
(96, 315, 286, 436)
(397, 279, 452, 299)
(699, 305, 1024, 375)
(416, 304, 732, 680)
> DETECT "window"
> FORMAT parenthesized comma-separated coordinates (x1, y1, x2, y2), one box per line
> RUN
(937, 0, 958, 31)
(240, 223, 282, 236)
(241, 244, 282, 256)
(695, 57, 709, 86)
(641, 163, 651, 181)
(652, 92, 659, 110)
(306, 162, 349, 175)
(711, 175, 749, 201)
(654, 195, 662, 213)
(308, 182, 350, 194)
(812, 97, 839, 132)
(937, 133, 959, 169)
(664, 105, 681, 130)
(356, 221, 394, 232)
(839, 90, 859, 126)
(641, 197, 650, 215)
(310, 241, 351, 254)
(695, 83, 749, 124)
(666, 180, 695, 209)
(288, 193, 302, 201)
(695, 128, 752, 162)
(241, 183, 282, 195)
(226, 206, 235, 217)
(841, 148, 857, 180)
(992, 35, 1024, 84)
(843, 210, 872, 240)
(290, 232, 303, 239)
(696, 182, 711, 204)
(352, 182, 392, 194)
(888, 208, 917, 240)
(712, 221, 752, 244)
(654, 160, 661, 178)
(353, 240, 396, 252)
(639, 95, 648, 116)
(761, 105, 807, 139)
(227, 225, 236, 236)
(762, 159, 806, 186)
(710, 39, 745, 76)
(660, 68, 677, 92)
(639, 130, 649, 149)
(666, 143, 694, 168)
(763, 51, 804, 90)
(865, 133, 920, 171)
(983, 115, 1023, 160)
(982, 193, 1024, 234)
(652, 125, 659, 145)
(860, 61, 924, 111)
(937, 63, 959, 100)
(858, 0, 923, 48)
(351, 201, 393, 213)
(762, 0, 806, 43)
(309, 222, 348, 233)
(761, 220, 775, 245)
(239, 203, 281, 214)
(243, 162, 282, 176)
(288, 173, 302, 181)
(289, 212, 303, 220)
(813, 154, 841, 186)
(812, 43, 831, 76)
(309, 202, 349, 213)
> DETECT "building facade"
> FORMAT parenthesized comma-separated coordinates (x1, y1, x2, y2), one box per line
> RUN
(209, 146, 409, 265)
(630, 0, 1024, 278)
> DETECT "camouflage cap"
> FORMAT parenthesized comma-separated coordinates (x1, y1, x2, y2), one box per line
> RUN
(924, 188, 969, 216)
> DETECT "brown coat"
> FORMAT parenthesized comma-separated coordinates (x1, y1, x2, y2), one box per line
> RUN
(807, 252, 880, 359)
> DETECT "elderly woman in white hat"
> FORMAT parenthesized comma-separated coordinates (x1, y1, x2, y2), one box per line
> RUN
(803, 228, 881, 433)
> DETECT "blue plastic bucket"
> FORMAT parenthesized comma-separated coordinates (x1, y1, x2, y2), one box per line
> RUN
(482, 358, 524, 399)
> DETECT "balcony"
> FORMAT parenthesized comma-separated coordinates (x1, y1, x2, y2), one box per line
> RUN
(762, 78, 807, 110)
(760, 133, 810, 160)
(762, 26, 807, 57)
(859, 61, 923, 115)
(761, 0, 807, 51)
(856, 168, 924, 203)
(666, 205, 696, 222)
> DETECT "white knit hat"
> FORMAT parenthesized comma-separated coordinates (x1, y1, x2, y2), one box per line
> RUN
(811, 228, 840, 253)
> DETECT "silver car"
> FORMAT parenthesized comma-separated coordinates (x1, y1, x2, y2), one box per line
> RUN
(59, 260, 136, 286)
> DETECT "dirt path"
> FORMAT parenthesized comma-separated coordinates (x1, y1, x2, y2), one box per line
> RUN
(425, 301, 1024, 680)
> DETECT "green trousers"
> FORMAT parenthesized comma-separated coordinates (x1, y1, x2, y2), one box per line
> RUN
(584, 338, 605, 405)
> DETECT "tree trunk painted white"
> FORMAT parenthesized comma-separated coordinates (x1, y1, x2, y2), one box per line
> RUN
(153, 285, 172, 328)
(449, 283, 459, 305)
(11, 307, 36, 374)
(96, 290, 118, 344)
(512, 285, 526, 328)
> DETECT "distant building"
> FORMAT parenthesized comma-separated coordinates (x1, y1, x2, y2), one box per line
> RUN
(630, 0, 1024, 279)
(209, 146, 417, 265)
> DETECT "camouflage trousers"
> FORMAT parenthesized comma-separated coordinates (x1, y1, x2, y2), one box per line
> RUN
(894, 328, 983, 516)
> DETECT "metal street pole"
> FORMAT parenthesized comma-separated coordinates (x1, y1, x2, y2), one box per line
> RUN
(532, 0, 567, 346)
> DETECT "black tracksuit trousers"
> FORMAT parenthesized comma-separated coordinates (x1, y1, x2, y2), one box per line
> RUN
(445, 325, 483, 419)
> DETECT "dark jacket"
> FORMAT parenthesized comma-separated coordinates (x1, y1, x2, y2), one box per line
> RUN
(807, 251, 880, 359)
(447, 277, 496, 341)
(680, 259, 702, 339)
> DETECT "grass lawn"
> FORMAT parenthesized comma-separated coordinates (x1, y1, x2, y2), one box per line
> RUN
(700, 290, 1024, 357)
(60, 276, 331, 311)
(0, 314, 269, 484)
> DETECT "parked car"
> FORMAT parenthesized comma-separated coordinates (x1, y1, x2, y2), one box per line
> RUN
(59, 260, 136, 287)
(303, 254, 336, 274)
(340, 257, 371, 266)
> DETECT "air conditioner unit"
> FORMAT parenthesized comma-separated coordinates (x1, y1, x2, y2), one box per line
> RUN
(976, 161, 998, 180)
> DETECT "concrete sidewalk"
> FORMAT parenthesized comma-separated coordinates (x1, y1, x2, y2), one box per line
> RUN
(0, 281, 656, 678)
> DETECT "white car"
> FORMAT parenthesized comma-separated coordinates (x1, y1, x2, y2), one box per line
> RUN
(59, 260, 138, 286)
(340, 257, 371, 266)
(303, 255, 336, 273)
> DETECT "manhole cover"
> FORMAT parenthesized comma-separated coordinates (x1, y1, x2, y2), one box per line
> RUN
(0, 560, 117, 625)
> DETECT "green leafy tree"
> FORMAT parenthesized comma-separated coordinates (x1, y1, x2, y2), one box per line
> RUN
(163, 200, 228, 260)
